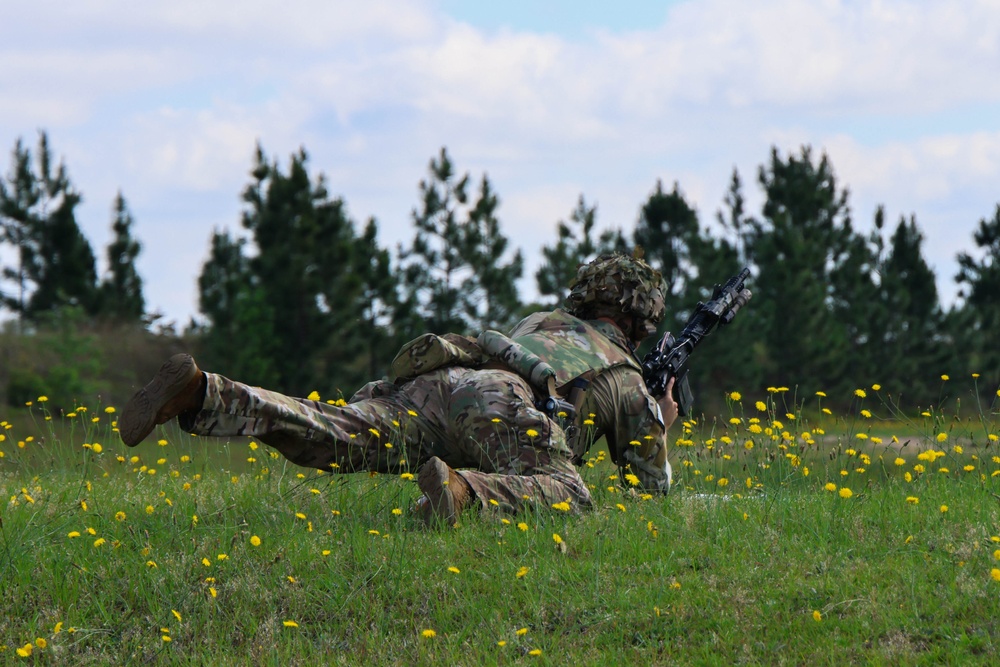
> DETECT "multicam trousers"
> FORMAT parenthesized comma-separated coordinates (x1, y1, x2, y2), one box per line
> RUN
(180, 367, 593, 513)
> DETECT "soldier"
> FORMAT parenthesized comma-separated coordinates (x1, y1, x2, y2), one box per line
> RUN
(119, 253, 679, 525)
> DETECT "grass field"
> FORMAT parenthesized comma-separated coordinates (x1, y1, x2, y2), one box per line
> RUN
(2, 383, 1000, 665)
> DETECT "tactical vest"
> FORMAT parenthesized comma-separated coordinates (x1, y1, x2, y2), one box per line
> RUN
(477, 309, 640, 398)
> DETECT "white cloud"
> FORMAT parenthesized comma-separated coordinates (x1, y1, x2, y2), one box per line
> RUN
(2, 0, 1000, 321)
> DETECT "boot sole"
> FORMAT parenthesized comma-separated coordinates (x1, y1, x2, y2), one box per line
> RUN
(417, 457, 456, 525)
(119, 354, 198, 447)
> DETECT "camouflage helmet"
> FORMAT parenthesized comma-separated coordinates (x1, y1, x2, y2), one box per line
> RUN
(564, 253, 666, 327)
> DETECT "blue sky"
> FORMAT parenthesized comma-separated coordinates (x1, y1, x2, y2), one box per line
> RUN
(440, 1, 679, 34)
(2, 0, 1000, 325)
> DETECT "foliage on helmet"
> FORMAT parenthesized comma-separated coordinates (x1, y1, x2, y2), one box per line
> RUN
(564, 253, 666, 325)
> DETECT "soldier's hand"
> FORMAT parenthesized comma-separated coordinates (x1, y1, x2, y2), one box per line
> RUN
(659, 377, 679, 429)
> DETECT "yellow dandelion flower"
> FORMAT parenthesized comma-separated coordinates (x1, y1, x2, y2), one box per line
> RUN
(421, 629, 436, 638)
(839, 488, 853, 499)
(941, 374, 949, 381)
(729, 391, 742, 401)
(517, 522, 528, 531)
(991, 568, 1000, 582)
(906, 496, 919, 504)
(172, 609, 182, 622)
(552, 533, 563, 544)
(516, 566, 530, 578)
(392, 508, 403, 515)
(16, 643, 33, 657)
(283, 620, 299, 628)
(202, 558, 211, 567)
(447, 566, 460, 574)
(755, 401, 766, 411)
(940, 505, 948, 513)
(250, 535, 261, 547)
(529, 649, 543, 656)
(854, 389, 866, 398)
(516, 627, 528, 636)
(936, 432, 947, 442)
(525, 429, 539, 438)
(824, 483, 837, 492)
(93, 538, 106, 547)
(551, 501, 570, 512)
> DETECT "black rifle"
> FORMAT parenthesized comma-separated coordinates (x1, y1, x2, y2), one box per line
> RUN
(641, 268, 752, 416)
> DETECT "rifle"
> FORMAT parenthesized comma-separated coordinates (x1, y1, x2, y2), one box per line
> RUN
(641, 268, 752, 416)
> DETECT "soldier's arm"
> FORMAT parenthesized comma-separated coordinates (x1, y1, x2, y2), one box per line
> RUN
(582, 366, 675, 492)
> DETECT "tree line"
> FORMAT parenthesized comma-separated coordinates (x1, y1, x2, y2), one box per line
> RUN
(3, 132, 999, 413)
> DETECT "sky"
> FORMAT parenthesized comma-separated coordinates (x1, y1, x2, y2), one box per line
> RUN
(2, 0, 1000, 326)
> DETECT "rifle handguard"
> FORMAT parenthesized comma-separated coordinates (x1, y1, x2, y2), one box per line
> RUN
(641, 268, 752, 414)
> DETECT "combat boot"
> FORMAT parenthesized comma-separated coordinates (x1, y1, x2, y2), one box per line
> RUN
(119, 354, 206, 447)
(417, 456, 473, 526)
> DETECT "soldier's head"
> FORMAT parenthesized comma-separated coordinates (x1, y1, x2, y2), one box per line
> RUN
(564, 252, 666, 343)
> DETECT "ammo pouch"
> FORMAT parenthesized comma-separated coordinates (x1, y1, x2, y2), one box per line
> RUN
(390, 333, 487, 382)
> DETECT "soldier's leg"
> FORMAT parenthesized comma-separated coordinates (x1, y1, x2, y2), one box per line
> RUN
(444, 369, 593, 513)
(178, 372, 441, 473)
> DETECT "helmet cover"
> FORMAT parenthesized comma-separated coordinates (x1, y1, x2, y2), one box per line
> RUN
(564, 253, 666, 327)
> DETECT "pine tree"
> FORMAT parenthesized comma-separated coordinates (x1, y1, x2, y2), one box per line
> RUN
(352, 218, 399, 380)
(0, 133, 99, 319)
(462, 176, 524, 332)
(747, 146, 860, 393)
(97, 192, 145, 322)
(196, 230, 280, 387)
(239, 145, 368, 394)
(955, 204, 1000, 386)
(633, 180, 702, 327)
(397, 148, 522, 337)
(874, 210, 943, 402)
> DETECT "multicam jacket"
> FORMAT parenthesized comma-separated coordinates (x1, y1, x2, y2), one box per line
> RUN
(482, 310, 670, 489)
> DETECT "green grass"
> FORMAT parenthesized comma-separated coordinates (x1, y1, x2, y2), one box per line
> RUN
(2, 388, 1000, 665)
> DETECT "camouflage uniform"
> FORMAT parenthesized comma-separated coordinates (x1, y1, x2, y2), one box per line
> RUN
(180, 308, 669, 514)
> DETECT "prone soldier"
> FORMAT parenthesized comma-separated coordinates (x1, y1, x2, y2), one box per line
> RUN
(119, 253, 679, 525)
